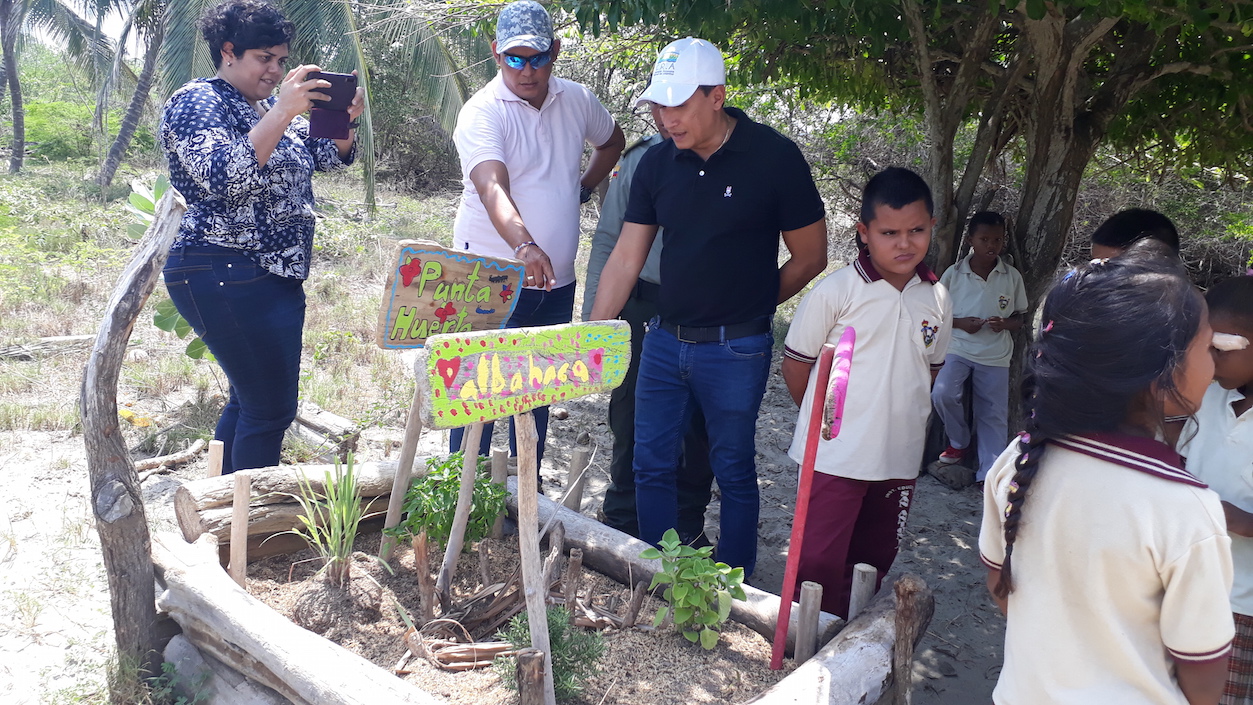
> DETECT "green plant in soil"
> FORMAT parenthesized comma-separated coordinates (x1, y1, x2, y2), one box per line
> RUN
(384, 451, 508, 550)
(641, 528, 746, 650)
(284, 453, 365, 587)
(495, 606, 604, 701)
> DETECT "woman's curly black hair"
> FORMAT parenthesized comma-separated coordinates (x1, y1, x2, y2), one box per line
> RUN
(199, 0, 294, 68)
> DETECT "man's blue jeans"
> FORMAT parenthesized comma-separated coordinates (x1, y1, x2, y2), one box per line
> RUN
(449, 282, 576, 465)
(633, 322, 772, 576)
(162, 244, 305, 474)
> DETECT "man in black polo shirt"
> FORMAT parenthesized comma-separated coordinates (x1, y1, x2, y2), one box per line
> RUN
(589, 37, 827, 577)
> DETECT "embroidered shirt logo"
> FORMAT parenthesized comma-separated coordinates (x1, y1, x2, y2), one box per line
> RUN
(921, 319, 940, 348)
(998, 295, 1009, 311)
(724, 186, 733, 198)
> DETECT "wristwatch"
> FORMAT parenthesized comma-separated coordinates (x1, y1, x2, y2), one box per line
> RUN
(579, 184, 595, 204)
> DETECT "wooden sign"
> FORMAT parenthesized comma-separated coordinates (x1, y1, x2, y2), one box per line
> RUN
(376, 240, 524, 349)
(415, 321, 631, 429)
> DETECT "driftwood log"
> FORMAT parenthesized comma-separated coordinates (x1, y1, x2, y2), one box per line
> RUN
(153, 533, 442, 705)
(81, 187, 185, 681)
(1, 333, 101, 360)
(163, 634, 287, 705)
(745, 575, 935, 705)
(503, 477, 844, 655)
(289, 403, 361, 462)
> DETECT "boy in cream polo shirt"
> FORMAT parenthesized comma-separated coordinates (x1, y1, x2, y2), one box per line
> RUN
(931, 211, 1027, 486)
(782, 167, 951, 617)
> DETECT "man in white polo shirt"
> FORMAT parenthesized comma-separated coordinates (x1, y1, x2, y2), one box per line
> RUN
(449, 0, 625, 463)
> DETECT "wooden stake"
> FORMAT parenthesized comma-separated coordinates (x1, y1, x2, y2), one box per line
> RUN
(515, 412, 556, 705)
(795, 581, 822, 663)
(541, 520, 565, 598)
(563, 548, 583, 614)
(849, 563, 878, 620)
(622, 581, 648, 628)
(515, 647, 546, 705)
(490, 449, 508, 539)
(436, 422, 484, 610)
(206, 439, 224, 478)
(380, 384, 425, 561)
(228, 472, 250, 587)
(561, 445, 592, 513)
(890, 575, 932, 705)
(412, 532, 435, 624)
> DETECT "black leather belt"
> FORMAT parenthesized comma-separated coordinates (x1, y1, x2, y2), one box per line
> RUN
(631, 279, 662, 303)
(658, 317, 771, 343)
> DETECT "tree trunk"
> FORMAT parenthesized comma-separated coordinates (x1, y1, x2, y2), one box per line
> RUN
(81, 188, 186, 699)
(1, 0, 25, 174)
(98, 14, 165, 189)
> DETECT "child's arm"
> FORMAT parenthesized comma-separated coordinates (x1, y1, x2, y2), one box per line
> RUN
(1174, 657, 1228, 705)
(985, 567, 1008, 616)
(1222, 501, 1253, 537)
(782, 356, 813, 407)
(986, 313, 1023, 333)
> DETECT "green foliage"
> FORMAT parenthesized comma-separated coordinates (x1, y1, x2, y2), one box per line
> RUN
(385, 451, 508, 550)
(145, 661, 209, 705)
(495, 606, 605, 701)
(641, 528, 745, 650)
(284, 453, 367, 587)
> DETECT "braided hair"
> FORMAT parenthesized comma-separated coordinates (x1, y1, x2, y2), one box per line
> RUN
(994, 244, 1205, 599)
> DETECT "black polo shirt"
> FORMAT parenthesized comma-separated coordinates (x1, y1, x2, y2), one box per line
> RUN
(623, 106, 825, 327)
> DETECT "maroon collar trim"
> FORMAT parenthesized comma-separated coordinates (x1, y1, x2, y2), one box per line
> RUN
(1049, 432, 1206, 488)
(854, 249, 939, 284)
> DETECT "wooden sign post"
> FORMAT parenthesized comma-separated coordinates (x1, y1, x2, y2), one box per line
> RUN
(375, 240, 524, 349)
(375, 241, 525, 559)
(412, 321, 631, 705)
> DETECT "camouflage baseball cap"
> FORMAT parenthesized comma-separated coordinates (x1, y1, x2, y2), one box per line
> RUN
(496, 1, 553, 53)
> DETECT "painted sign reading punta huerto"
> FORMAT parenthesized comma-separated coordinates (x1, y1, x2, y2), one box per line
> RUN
(415, 321, 631, 429)
(375, 240, 525, 349)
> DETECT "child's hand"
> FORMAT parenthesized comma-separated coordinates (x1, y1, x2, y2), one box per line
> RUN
(1222, 501, 1253, 537)
(987, 316, 1008, 332)
(955, 317, 985, 334)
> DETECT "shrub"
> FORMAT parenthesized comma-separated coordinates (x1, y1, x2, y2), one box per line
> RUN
(495, 606, 604, 701)
(385, 451, 508, 550)
(641, 528, 746, 650)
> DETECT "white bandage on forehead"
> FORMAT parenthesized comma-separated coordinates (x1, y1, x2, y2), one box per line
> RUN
(1214, 332, 1251, 352)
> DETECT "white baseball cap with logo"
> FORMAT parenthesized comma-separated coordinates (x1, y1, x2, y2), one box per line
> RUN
(634, 37, 726, 108)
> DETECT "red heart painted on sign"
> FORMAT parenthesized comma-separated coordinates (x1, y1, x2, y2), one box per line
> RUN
(592, 350, 603, 368)
(435, 358, 460, 389)
(399, 258, 422, 287)
(435, 303, 457, 324)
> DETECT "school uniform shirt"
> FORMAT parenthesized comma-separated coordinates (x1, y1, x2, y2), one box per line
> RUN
(784, 250, 952, 481)
(939, 254, 1027, 367)
(452, 74, 616, 289)
(1180, 382, 1253, 616)
(980, 433, 1234, 705)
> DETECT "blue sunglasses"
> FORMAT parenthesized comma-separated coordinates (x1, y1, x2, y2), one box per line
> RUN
(502, 51, 553, 71)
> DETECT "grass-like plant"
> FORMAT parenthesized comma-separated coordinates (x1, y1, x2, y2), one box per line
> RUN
(494, 606, 604, 701)
(385, 451, 508, 550)
(641, 528, 746, 649)
(286, 453, 365, 587)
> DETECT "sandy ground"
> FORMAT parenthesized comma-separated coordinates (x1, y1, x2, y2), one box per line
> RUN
(0, 345, 1001, 703)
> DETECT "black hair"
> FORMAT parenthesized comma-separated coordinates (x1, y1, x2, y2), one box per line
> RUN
(1090, 208, 1181, 254)
(859, 167, 934, 225)
(1206, 276, 1253, 329)
(698, 85, 717, 96)
(199, 0, 294, 69)
(994, 246, 1205, 599)
(967, 211, 1006, 236)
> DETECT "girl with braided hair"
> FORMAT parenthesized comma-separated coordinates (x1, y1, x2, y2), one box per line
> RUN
(979, 246, 1234, 705)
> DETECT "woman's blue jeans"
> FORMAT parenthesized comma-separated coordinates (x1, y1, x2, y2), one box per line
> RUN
(163, 244, 305, 474)
(449, 282, 576, 466)
(633, 322, 773, 577)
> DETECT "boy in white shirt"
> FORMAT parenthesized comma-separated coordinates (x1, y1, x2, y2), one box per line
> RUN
(931, 212, 1028, 486)
(1179, 275, 1253, 704)
(782, 167, 951, 617)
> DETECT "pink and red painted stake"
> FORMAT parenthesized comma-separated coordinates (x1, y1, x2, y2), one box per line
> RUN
(770, 326, 856, 669)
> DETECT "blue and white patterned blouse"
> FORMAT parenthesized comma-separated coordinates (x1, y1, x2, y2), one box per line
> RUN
(159, 77, 355, 279)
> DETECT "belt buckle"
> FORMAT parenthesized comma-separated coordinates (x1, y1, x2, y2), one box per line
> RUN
(674, 324, 693, 343)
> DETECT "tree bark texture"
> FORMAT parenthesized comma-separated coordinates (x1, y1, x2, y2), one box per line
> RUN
(2, 0, 25, 174)
(81, 188, 186, 694)
(98, 13, 164, 189)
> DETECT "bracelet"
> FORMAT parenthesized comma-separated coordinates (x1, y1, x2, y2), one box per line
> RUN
(513, 241, 536, 256)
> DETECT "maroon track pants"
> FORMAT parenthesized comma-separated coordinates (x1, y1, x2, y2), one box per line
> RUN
(793, 473, 916, 617)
